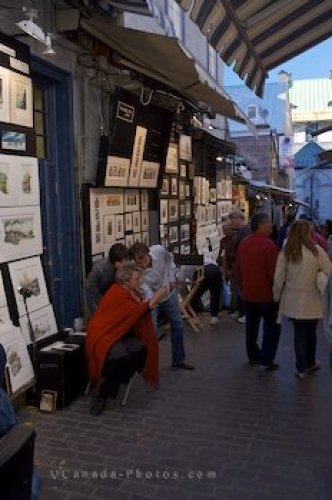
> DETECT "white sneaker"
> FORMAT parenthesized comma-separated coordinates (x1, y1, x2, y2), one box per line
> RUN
(210, 316, 219, 325)
(238, 316, 246, 324)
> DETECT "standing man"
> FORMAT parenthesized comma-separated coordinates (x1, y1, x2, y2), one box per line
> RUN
(85, 243, 130, 314)
(228, 211, 251, 323)
(236, 213, 280, 370)
(130, 242, 194, 370)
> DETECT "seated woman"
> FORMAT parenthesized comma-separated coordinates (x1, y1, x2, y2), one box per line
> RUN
(86, 262, 167, 415)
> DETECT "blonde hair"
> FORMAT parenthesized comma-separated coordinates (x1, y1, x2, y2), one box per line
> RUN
(284, 220, 318, 263)
(116, 263, 141, 285)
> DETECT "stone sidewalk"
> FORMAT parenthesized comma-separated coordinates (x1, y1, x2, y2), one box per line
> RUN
(22, 313, 332, 500)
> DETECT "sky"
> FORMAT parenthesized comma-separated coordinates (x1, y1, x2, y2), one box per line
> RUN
(224, 37, 332, 86)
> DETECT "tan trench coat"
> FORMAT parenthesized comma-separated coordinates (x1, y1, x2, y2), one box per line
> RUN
(273, 245, 332, 321)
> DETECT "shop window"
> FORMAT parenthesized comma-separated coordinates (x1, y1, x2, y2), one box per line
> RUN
(247, 105, 257, 120)
(33, 86, 47, 159)
(167, 0, 183, 40)
(208, 44, 217, 79)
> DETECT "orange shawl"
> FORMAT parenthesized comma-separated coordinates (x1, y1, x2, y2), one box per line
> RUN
(85, 283, 158, 388)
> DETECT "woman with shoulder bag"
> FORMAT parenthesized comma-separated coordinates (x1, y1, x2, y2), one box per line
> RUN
(273, 220, 332, 379)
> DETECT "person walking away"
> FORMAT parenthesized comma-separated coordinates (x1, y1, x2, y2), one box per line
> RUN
(218, 223, 235, 313)
(236, 213, 280, 370)
(130, 243, 194, 370)
(277, 212, 295, 249)
(228, 211, 251, 323)
(273, 220, 332, 379)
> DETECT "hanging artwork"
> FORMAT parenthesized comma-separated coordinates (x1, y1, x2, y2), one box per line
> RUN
(115, 214, 124, 239)
(125, 212, 133, 232)
(104, 214, 116, 245)
(180, 242, 191, 255)
(125, 233, 134, 247)
(168, 200, 179, 222)
(165, 143, 178, 174)
(132, 211, 141, 233)
(210, 188, 217, 203)
(180, 164, 187, 178)
(179, 134, 192, 162)
(0, 67, 10, 123)
(160, 199, 168, 224)
(0, 324, 35, 393)
(180, 223, 190, 242)
(160, 178, 169, 196)
(139, 161, 160, 188)
(105, 156, 130, 187)
(171, 178, 178, 197)
(141, 190, 148, 210)
(185, 201, 191, 218)
(179, 181, 185, 200)
(141, 211, 149, 232)
(0, 206, 42, 263)
(128, 126, 147, 187)
(19, 304, 58, 346)
(124, 189, 139, 212)
(185, 183, 190, 198)
(10, 72, 33, 128)
(0, 155, 39, 207)
(180, 203, 185, 219)
(8, 256, 50, 317)
(142, 231, 149, 246)
(169, 225, 179, 244)
(1, 130, 26, 152)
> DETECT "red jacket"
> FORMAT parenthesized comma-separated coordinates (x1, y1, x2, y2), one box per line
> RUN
(235, 232, 279, 302)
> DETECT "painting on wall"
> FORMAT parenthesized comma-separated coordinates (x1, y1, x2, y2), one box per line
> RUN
(125, 212, 133, 232)
(104, 214, 116, 245)
(128, 126, 147, 187)
(115, 214, 124, 239)
(179, 134, 192, 162)
(160, 199, 168, 224)
(139, 161, 160, 188)
(165, 143, 178, 174)
(0, 67, 10, 123)
(10, 72, 33, 128)
(0, 155, 39, 207)
(1, 130, 26, 152)
(168, 200, 179, 222)
(133, 211, 141, 233)
(141, 190, 148, 210)
(19, 304, 58, 346)
(141, 211, 149, 232)
(105, 156, 130, 187)
(124, 189, 139, 213)
(160, 178, 169, 197)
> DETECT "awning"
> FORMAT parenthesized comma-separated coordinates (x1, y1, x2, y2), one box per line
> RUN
(293, 198, 310, 208)
(175, 0, 332, 97)
(249, 181, 295, 197)
(87, 0, 152, 16)
(80, 20, 251, 124)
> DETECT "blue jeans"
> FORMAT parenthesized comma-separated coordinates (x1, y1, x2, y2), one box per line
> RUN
(152, 291, 186, 364)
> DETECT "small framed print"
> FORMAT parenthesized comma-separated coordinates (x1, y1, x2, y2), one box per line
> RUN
(1, 131, 26, 152)
(125, 189, 139, 212)
(115, 214, 124, 239)
(185, 183, 190, 198)
(141, 211, 149, 231)
(180, 223, 190, 242)
(134, 232, 142, 243)
(169, 200, 179, 222)
(40, 390, 57, 413)
(142, 231, 149, 246)
(169, 224, 179, 244)
(180, 163, 187, 178)
(172, 245, 180, 254)
(125, 213, 133, 232)
(105, 156, 130, 187)
(179, 202, 185, 218)
(10, 72, 33, 128)
(139, 161, 160, 188)
(141, 190, 148, 210)
(179, 181, 185, 200)
(165, 143, 178, 174)
(0, 67, 10, 123)
(133, 211, 141, 233)
(179, 134, 192, 162)
(160, 178, 169, 197)
(160, 199, 168, 224)
(180, 242, 191, 255)
(210, 188, 217, 203)
(171, 177, 178, 197)
(104, 214, 116, 244)
(125, 233, 134, 247)
(185, 201, 191, 217)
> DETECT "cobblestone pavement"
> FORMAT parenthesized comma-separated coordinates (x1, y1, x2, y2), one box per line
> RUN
(21, 313, 332, 500)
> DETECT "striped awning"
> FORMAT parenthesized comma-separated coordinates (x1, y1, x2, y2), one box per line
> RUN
(175, 0, 332, 97)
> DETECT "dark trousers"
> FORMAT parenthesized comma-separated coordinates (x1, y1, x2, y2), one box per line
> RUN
(292, 319, 318, 373)
(191, 264, 223, 317)
(245, 301, 280, 364)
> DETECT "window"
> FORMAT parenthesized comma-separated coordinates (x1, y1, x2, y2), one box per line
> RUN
(33, 86, 47, 159)
(247, 105, 257, 120)
(167, 0, 183, 40)
(208, 44, 217, 79)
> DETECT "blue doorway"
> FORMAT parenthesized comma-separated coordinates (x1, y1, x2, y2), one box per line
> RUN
(31, 59, 81, 329)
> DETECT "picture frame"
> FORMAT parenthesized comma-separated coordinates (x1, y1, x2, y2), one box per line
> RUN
(210, 188, 217, 203)
(139, 161, 160, 188)
(0, 206, 42, 263)
(168, 224, 179, 244)
(160, 199, 168, 224)
(125, 213, 133, 232)
(185, 183, 190, 198)
(171, 177, 178, 197)
(179, 134, 192, 162)
(142, 231, 149, 246)
(125, 233, 134, 247)
(179, 181, 185, 200)
(0, 155, 40, 207)
(179, 202, 185, 218)
(124, 189, 139, 213)
(115, 214, 124, 239)
(180, 223, 190, 242)
(19, 304, 58, 345)
(185, 201, 191, 218)
(180, 242, 191, 255)
(10, 72, 33, 128)
(104, 214, 116, 245)
(134, 232, 142, 243)
(129, 126, 147, 187)
(180, 163, 187, 178)
(0, 67, 11, 123)
(132, 211, 141, 233)
(160, 178, 169, 197)
(141, 190, 148, 210)
(141, 211, 149, 232)
(1, 130, 26, 152)
(105, 156, 130, 187)
(168, 200, 179, 222)
(8, 256, 50, 317)
(165, 143, 178, 174)
(40, 390, 57, 413)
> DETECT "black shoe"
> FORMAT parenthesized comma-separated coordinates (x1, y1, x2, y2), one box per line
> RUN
(264, 362, 279, 371)
(90, 397, 106, 416)
(249, 360, 259, 367)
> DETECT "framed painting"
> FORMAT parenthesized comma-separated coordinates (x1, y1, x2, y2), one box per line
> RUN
(168, 200, 179, 222)
(226, 179, 233, 199)
(102, 189, 124, 214)
(185, 201, 191, 218)
(179, 134, 192, 162)
(125, 233, 134, 247)
(128, 126, 147, 187)
(160, 178, 169, 197)
(165, 143, 178, 174)
(0, 324, 35, 394)
(0, 206, 42, 263)
(142, 231, 149, 246)
(124, 189, 139, 213)
(160, 199, 168, 224)
(179, 202, 185, 219)
(115, 214, 124, 239)
(0, 67, 11, 123)
(125, 212, 133, 232)
(180, 243, 191, 255)
(40, 390, 57, 413)
(185, 183, 190, 199)
(0, 155, 39, 207)
(132, 211, 141, 233)
(104, 214, 116, 245)
(141, 190, 148, 210)
(10, 72, 33, 128)
(19, 304, 58, 346)
(169, 225, 179, 244)
(170, 177, 178, 197)
(105, 156, 130, 187)
(141, 211, 149, 232)
(8, 256, 50, 317)
(180, 223, 190, 242)
(139, 161, 160, 188)
(210, 188, 217, 203)
(180, 163, 187, 178)
(1, 130, 26, 152)
(179, 181, 185, 200)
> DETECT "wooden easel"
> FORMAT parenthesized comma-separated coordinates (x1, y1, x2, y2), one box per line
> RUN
(179, 266, 205, 332)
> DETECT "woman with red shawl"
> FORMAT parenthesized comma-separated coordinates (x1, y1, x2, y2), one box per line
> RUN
(86, 262, 167, 415)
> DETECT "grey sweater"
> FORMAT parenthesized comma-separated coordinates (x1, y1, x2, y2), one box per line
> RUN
(85, 258, 116, 314)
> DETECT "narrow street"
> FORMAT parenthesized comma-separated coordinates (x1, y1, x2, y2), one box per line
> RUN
(24, 314, 332, 500)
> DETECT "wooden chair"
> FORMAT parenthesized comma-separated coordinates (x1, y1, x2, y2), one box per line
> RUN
(178, 266, 205, 332)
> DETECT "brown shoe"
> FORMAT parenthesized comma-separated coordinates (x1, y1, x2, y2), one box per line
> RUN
(172, 362, 195, 370)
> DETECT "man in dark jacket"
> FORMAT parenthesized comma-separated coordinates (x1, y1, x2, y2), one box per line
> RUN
(235, 213, 280, 370)
(85, 243, 129, 314)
